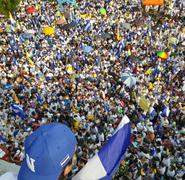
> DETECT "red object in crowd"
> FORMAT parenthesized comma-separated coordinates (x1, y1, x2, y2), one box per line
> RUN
(0, 144, 10, 162)
(26, 6, 36, 14)
(132, 67, 139, 74)
(175, 91, 180, 95)
(121, 101, 125, 107)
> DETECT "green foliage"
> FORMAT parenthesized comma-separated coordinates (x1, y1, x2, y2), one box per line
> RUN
(0, 0, 21, 17)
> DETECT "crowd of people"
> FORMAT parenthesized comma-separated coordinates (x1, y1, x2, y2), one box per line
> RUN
(0, 0, 184, 179)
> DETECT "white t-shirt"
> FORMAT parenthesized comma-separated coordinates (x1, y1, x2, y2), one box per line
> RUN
(0, 172, 17, 180)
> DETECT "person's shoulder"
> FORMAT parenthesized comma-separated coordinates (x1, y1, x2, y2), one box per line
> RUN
(0, 172, 17, 180)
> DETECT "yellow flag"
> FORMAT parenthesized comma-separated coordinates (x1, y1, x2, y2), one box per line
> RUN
(42, 26, 55, 36)
(92, 72, 97, 78)
(43, 102, 48, 109)
(156, 76, 160, 81)
(145, 37, 149, 44)
(26, 51, 34, 66)
(148, 82, 153, 90)
(127, 49, 131, 56)
(72, 104, 76, 112)
(141, 168, 145, 176)
(79, 14, 86, 19)
(121, 160, 125, 166)
(9, 12, 16, 24)
(116, 28, 121, 41)
(145, 68, 150, 75)
(12, 91, 20, 104)
(131, 89, 136, 98)
(153, 168, 157, 174)
(110, 1, 114, 6)
(74, 120, 79, 130)
(79, 14, 92, 19)
(67, 64, 73, 74)
(56, 10, 61, 17)
(88, 114, 94, 121)
(183, 27, 185, 34)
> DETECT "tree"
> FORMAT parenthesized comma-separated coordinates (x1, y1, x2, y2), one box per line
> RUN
(0, 0, 21, 17)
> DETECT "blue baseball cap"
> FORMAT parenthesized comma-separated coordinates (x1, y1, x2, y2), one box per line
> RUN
(18, 123, 77, 180)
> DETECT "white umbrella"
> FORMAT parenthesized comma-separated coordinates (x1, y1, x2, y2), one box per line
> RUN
(121, 22, 131, 30)
(122, 73, 136, 88)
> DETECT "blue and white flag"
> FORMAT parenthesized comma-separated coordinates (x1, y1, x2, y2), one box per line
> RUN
(153, 64, 160, 77)
(36, 94, 43, 105)
(73, 115, 131, 180)
(149, 107, 157, 119)
(104, 103, 110, 113)
(84, 20, 94, 32)
(11, 104, 27, 120)
(115, 40, 125, 57)
(161, 106, 170, 117)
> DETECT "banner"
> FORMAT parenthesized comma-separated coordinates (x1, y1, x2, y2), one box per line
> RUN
(143, 0, 164, 5)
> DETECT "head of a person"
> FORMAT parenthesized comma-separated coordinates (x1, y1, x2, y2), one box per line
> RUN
(18, 123, 77, 180)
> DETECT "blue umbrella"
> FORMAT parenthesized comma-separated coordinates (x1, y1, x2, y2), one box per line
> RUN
(121, 72, 136, 88)
(82, 45, 93, 53)
(23, 32, 33, 39)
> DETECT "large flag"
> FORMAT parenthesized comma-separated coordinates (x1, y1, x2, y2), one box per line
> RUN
(11, 104, 27, 120)
(73, 115, 131, 180)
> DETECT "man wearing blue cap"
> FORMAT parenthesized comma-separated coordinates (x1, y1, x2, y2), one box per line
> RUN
(0, 123, 77, 180)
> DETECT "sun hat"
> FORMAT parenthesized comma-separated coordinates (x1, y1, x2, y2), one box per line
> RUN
(18, 123, 77, 180)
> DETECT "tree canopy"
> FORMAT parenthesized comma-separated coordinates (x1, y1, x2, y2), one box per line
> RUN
(0, 0, 21, 17)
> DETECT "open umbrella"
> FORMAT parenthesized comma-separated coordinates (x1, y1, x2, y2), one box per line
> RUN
(95, 32, 112, 39)
(23, 32, 33, 39)
(100, 8, 106, 15)
(56, 18, 66, 25)
(26, 6, 36, 14)
(157, 51, 168, 59)
(61, 21, 77, 30)
(82, 45, 93, 53)
(42, 26, 55, 35)
(121, 22, 131, 30)
(121, 73, 136, 88)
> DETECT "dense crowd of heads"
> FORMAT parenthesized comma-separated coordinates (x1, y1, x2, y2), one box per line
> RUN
(0, 0, 184, 179)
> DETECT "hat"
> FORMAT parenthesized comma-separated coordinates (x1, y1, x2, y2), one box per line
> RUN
(18, 123, 77, 180)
